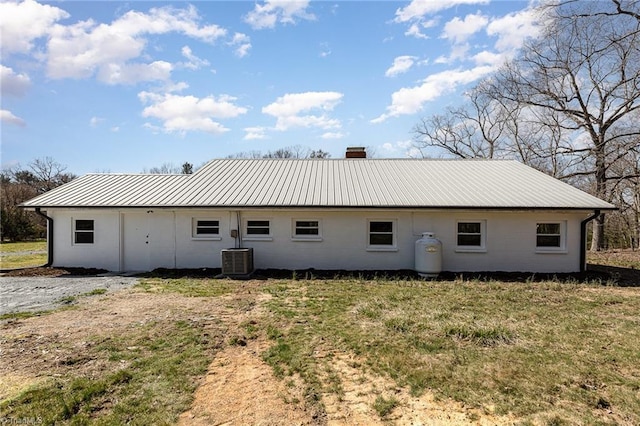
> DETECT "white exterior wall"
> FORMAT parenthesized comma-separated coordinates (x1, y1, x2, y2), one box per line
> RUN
(50, 210, 122, 271)
(47, 208, 589, 273)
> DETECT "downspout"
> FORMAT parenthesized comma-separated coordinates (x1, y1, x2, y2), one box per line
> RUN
(236, 211, 243, 248)
(580, 210, 601, 273)
(35, 208, 53, 267)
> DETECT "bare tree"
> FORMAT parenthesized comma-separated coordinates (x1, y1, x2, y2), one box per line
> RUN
(226, 150, 264, 159)
(144, 163, 182, 174)
(413, 86, 513, 159)
(28, 157, 75, 193)
(262, 145, 310, 159)
(485, 0, 640, 250)
(412, 85, 584, 180)
(309, 149, 331, 159)
(1, 157, 74, 241)
(606, 142, 640, 248)
(227, 145, 330, 159)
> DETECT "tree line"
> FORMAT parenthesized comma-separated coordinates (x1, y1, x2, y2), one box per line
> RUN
(412, 0, 640, 250)
(1, 157, 76, 241)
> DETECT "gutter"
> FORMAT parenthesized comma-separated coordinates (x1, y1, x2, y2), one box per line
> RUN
(580, 210, 601, 273)
(22, 204, 617, 211)
(35, 208, 53, 267)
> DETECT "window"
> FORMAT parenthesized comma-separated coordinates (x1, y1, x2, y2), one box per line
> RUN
(193, 219, 220, 239)
(456, 221, 486, 251)
(74, 219, 94, 244)
(293, 220, 321, 240)
(536, 223, 563, 249)
(368, 220, 396, 249)
(246, 220, 270, 236)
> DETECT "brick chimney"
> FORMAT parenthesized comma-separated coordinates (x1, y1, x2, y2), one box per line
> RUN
(345, 147, 366, 158)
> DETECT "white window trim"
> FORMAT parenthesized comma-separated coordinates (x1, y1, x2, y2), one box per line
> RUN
(535, 221, 567, 253)
(72, 218, 95, 245)
(291, 219, 323, 242)
(192, 218, 222, 241)
(243, 218, 273, 241)
(366, 219, 398, 252)
(455, 220, 487, 253)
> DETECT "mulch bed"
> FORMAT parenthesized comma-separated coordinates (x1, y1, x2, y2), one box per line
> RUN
(1, 267, 108, 277)
(3, 265, 637, 286)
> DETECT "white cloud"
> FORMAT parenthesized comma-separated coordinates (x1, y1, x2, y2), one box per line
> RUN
(385, 56, 417, 77)
(404, 18, 438, 39)
(262, 91, 343, 131)
(395, 0, 488, 40)
(394, 0, 488, 23)
(139, 92, 247, 134)
(244, 126, 269, 140)
(487, 8, 541, 53)
(405, 23, 428, 39)
(0, 65, 31, 97)
(472, 50, 505, 67)
(46, 5, 226, 83)
(244, 0, 315, 30)
(381, 140, 419, 157)
(163, 81, 190, 93)
(180, 46, 210, 70)
(89, 116, 104, 127)
(442, 13, 488, 44)
(466, 8, 542, 69)
(229, 33, 251, 58)
(372, 66, 495, 123)
(97, 61, 174, 85)
(0, 0, 69, 54)
(1, 109, 26, 127)
(321, 132, 344, 139)
(319, 42, 331, 58)
(434, 43, 470, 64)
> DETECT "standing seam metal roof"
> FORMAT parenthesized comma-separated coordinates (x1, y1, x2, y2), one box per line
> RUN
(20, 159, 616, 210)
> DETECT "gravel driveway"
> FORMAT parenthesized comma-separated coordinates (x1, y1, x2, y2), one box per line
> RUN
(0, 275, 139, 315)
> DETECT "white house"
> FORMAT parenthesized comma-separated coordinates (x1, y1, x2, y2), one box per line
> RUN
(21, 149, 615, 274)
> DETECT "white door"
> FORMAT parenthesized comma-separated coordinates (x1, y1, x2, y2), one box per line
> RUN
(122, 211, 175, 271)
(123, 212, 151, 272)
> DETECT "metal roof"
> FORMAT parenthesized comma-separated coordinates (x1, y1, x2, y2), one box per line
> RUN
(21, 159, 616, 210)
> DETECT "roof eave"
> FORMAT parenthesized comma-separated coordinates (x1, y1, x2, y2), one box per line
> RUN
(20, 204, 618, 211)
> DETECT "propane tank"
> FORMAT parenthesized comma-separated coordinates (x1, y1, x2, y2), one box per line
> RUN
(415, 232, 442, 278)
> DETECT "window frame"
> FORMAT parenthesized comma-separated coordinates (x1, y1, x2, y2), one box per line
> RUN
(73, 219, 95, 245)
(192, 218, 221, 240)
(455, 220, 486, 252)
(536, 221, 566, 253)
(244, 219, 272, 241)
(366, 219, 397, 251)
(292, 219, 322, 241)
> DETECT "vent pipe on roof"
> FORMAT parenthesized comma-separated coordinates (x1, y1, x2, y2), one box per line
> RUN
(345, 147, 366, 158)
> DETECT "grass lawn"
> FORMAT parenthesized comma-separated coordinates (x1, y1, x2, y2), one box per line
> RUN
(1, 250, 639, 424)
(0, 240, 47, 269)
(260, 278, 640, 424)
(2, 274, 639, 424)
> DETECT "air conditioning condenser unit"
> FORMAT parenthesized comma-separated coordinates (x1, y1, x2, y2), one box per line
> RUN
(221, 248, 254, 275)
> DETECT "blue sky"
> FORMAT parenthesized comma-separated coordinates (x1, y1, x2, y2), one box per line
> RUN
(1, 0, 541, 175)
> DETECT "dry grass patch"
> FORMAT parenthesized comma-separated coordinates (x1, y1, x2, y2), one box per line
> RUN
(2, 269, 639, 425)
(259, 278, 640, 425)
(0, 284, 236, 425)
(588, 249, 639, 269)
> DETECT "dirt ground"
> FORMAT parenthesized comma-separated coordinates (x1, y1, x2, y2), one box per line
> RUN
(2, 254, 637, 424)
(1, 279, 517, 425)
